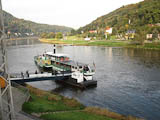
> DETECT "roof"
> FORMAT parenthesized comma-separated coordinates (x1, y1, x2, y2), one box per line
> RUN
(89, 30, 97, 33)
(45, 52, 69, 57)
(126, 30, 136, 34)
(45, 52, 87, 67)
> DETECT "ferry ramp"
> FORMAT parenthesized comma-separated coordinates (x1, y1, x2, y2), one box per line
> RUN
(10, 73, 71, 83)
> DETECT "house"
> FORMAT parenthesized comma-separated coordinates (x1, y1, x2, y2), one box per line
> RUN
(156, 23, 160, 26)
(148, 23, 160, 27)
(105, 27, 113, 39)
(84, 37, 91, 41)
(158, 34, 160, 40)
(148, 24, 155, 27)
(125, 30, 136, 40)
(146, 34, 153, 39)
(105, 27, 112, 34)
(127, 30, 136, 34)
(89, 30, 97, 34)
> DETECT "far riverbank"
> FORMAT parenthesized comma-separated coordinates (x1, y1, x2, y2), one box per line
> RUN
(39, 38, 160, 50)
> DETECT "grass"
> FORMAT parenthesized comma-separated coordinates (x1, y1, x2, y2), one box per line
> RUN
(88, 41, 128, 47)
(84, 107, 143, 120)
(40, 111, 115, 120)
(22, 85, 84, 114)
(23, 85, 143, 120)
(40, 38, 128, 47)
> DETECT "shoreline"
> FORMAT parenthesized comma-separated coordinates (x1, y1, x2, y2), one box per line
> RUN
(39, 38, 160, 51)
(21, 84, 143, 120)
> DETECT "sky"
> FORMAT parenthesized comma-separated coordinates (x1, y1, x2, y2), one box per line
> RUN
(2, 0, 143, 29)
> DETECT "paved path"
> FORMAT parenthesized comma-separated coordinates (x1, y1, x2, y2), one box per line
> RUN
(1, 87, 34, 120)
(11, 87, 35, 120)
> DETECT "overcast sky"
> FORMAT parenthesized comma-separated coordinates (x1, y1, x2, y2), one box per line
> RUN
(2, 0, 143, 29)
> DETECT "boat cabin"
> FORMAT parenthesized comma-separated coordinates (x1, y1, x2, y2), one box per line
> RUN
(45, 52, 70, 62)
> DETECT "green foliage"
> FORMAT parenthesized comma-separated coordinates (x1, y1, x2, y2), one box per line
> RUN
(47, 32, 55, 38)
(70, 29, 76, 35)
(56, 32, 63, 39)
(40, 112, 115, 120)
(88, 41, 128, 47)
(77, 0, 160, 36)
(40, 32, 63, 39)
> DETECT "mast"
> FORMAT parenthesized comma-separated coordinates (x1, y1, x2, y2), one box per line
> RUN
(53, 44, 56, 54)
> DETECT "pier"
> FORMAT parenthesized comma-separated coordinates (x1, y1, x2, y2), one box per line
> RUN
(10, 72, 71, 83)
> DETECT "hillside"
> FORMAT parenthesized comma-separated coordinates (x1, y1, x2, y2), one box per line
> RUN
(3, 11, 72, 36)
(76, 0, 160, 35)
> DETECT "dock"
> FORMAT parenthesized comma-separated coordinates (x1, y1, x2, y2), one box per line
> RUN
(10, 72, 71, 83)
(10, 72, 97, 89)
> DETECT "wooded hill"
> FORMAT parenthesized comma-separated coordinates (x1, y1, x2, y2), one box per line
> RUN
(3, 11, 72, 36)
(76, 0, 160, 35)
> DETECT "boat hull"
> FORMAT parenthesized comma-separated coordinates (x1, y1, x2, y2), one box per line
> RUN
(55, 77, 97, 89)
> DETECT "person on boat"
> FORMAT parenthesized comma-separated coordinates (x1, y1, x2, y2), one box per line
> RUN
(21, 72, 24, 79)
(84, 66, 89, 72)
(26, 70, 29, 78)
(35, 70, 38, 74)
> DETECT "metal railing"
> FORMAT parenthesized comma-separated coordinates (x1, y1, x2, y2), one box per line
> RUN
(0, 0, 16, 119)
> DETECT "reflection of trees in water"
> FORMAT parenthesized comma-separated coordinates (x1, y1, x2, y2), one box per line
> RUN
(95, 47, 160, 68)
(122, 48, 160, 68)
(6, 38, 41, 46)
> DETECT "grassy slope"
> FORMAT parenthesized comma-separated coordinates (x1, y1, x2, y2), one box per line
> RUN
(22, 85, 117, 120)
(22, 85, 84, 114)
(22, 85, 142, 120)
(22, 94, 83, 113)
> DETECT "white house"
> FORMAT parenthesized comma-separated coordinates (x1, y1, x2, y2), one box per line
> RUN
(146, 34, 153, 39)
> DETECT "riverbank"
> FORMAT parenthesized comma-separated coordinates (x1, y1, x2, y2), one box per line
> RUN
(39, 38, 128, 47)
(22, 84, 142, 120)
(39, 38, 160, 50)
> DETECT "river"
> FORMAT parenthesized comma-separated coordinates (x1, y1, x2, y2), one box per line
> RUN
(7, 39, 160, 120)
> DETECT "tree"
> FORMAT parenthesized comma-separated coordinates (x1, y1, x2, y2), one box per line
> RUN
(134, 28, 146, 45)
(70, 29, 76, 35)
(56, 32, 63, 39)
(47, 32, 55, 38)
(40, 32, 47, 38)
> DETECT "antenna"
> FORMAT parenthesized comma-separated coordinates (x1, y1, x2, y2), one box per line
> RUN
(0, 0, 15, 120)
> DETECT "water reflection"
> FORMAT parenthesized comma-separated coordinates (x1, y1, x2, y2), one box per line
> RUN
(6, 38, 41, 46)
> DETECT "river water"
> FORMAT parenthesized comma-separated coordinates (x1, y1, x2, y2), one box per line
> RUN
(7, 39, 160, 120)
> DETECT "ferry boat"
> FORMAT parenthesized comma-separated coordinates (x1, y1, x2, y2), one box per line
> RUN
(34, 45, 97, 88)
